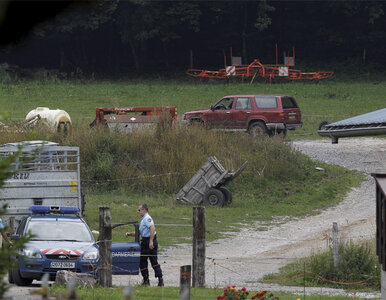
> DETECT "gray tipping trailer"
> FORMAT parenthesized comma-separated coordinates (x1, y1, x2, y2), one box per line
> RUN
(0, 141, 84, 231)
(176, 156, 247, 207)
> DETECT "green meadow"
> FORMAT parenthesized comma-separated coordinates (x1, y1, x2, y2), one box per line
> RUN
(1, 79, 384, 139)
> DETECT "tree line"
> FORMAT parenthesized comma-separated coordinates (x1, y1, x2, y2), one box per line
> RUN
(0, 0, 384, 76)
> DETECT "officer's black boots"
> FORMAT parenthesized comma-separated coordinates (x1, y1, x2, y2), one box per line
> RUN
(158, 277, 164, 287)
(142, 276, 150, 286)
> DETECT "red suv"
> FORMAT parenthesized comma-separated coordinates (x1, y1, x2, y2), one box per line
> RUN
(182, 95, 302, 135)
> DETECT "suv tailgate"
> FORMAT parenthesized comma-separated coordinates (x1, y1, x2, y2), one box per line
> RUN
(280, 96, 302, 129)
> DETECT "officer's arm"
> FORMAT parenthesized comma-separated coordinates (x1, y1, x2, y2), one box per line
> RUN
(149, 225, 155, 249)
(1, 230, 13, 246)
(125, 232, 135, 237)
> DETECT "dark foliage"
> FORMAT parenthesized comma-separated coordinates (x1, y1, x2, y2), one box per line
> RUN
(0, 1, 384, 77)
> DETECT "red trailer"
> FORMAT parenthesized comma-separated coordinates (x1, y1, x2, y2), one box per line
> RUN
(90, 106, 177, 133)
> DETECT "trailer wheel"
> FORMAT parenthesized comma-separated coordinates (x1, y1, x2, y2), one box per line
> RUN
(218, 186, 232, 205)
(12, 268, 33, 286)
(203, 188, 225, 207)
(318, 120, 331, 130)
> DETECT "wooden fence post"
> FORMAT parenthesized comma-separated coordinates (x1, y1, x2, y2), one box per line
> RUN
(180, 265, 191, 300)
(333, 222, 339, 270)
(98, 206, 112, 287)
(192, 206, 205, 288)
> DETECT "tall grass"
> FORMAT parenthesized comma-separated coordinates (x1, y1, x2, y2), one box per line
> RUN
(309, 242, 380, 289)
(41, 123, 322, 194)
(263, 241, 381, 291)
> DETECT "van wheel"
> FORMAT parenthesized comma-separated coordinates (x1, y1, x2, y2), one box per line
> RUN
(249, 122, 268, 136)
(12, 268, 33, 286)
(203, 188, 225, 207)
(218, 186, 232, 205)
(8, 269, 14, 284)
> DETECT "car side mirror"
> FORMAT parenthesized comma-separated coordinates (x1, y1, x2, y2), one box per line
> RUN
(11, 234, 20, 240)
(210, 106, 215, 110)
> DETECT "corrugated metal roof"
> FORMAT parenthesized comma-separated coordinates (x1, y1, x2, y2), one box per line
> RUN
(327, 108, 386, 127)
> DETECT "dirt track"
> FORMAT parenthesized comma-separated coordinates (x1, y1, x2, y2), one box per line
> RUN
(156, 137, 385, 298)
(5, 137, 385, 299)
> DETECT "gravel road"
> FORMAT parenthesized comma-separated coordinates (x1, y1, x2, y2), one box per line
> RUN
(5, 137, 385, 299)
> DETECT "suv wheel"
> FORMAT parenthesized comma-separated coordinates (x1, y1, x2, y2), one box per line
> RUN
(249, 122, 268, 136)
(203, 188, 225, 207)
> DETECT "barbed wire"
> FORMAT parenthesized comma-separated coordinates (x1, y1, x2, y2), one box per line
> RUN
(60, 260, 380, 291)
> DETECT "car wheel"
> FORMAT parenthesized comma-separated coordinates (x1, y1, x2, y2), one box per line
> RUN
(218, 186, 232, 205)
(318, 120, 331, 130)
(203, 188, 225, 207)
(249, 122, 268, 136)
(11, 268, 33, 286)
(8, 269, 14, 284)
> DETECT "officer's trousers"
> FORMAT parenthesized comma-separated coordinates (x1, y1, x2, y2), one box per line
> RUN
(140, 237, 163, 278)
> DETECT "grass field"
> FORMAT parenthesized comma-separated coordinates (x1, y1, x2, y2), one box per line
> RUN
(1, 80, 385, 139)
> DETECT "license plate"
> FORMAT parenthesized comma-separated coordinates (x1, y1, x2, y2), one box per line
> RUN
(50, 261, 75, 269)
(289, 115, 296, 119)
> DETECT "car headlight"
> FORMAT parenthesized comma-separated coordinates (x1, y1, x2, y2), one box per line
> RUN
(23, 249, 42, 259)
(83, 250, 98, 260)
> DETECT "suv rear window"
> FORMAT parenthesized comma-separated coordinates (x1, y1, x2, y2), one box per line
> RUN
(281, 97, 298, 109)
(254, 96, 277, 108)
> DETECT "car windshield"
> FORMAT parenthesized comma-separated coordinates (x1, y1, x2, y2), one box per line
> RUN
(27, 219, 94, 242)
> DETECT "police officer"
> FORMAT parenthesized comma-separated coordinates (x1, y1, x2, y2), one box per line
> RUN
(126, 204, 163, 286)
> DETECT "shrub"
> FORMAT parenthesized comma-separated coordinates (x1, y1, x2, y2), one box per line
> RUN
(56, 124, 315, 193)
(0, 65, 11, 84)
(308, 241, 380, 289)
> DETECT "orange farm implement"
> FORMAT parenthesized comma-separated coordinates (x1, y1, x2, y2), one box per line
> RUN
(90, 106, 177, 133)
(186, 46, 334, 83)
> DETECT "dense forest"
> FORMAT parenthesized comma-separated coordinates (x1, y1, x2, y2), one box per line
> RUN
(0, 0, 385, 77)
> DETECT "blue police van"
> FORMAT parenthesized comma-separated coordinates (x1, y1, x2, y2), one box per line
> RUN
(9, 206, 140, 286)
